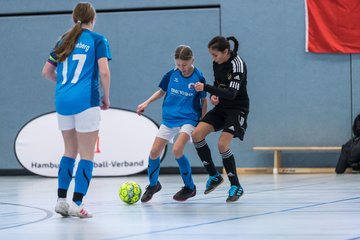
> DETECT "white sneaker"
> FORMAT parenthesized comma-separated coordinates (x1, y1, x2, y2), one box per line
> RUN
(55, 199, 69, 217)
(68, 202, 93, 218)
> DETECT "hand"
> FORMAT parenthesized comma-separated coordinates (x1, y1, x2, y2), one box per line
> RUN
(101, 97, 110, 110)
(136, 102, 147, 115)
(194, 82, 204, 92)
(210, 95, 219, 105)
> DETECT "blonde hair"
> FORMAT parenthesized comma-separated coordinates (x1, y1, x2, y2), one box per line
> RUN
(174, 45, 193, 61)
(54, 2, 96, 62)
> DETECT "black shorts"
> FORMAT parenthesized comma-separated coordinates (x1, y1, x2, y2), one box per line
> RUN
(201, 107, 248, 140)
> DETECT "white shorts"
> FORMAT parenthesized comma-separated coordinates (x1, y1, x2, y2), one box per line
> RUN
(157, 124, 195, 143)
(57, 107, 101, 133)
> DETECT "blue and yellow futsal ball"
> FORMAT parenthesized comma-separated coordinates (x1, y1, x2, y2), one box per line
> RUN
(119, 181, 142, 204)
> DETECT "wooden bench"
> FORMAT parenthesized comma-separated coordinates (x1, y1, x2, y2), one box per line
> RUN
(253, 146, 341, 174)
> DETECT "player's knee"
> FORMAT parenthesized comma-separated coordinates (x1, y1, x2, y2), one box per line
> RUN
(172, 146, 183, 158)
(217, 140, 229, 153)
(191, 129, 202, 142)
(149, 148, 161, 159)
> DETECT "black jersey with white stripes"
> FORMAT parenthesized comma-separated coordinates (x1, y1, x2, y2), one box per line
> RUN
(204, 52, 249, 113)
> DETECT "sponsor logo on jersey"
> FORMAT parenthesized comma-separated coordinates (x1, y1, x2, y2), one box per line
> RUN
(170, 88, 194, 97)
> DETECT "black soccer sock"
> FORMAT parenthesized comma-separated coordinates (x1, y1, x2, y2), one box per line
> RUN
(221, 149, 240, 186)
(58, 188, 67, 198)
(73, 192, 84, 205)
(194, 139, 218, 176)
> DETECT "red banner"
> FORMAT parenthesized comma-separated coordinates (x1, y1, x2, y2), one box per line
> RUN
(305, 0, 360, 53)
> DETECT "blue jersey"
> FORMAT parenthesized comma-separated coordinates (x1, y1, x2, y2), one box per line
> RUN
(48, 29, 111, 115)
(159, 67, 207, 128)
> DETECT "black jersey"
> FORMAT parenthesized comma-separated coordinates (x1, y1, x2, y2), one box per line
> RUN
(204, 52, 249, 114)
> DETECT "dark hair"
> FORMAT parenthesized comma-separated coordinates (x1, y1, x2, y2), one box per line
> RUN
(54, 2, 96, 62)
(174, 45, 193, 61)
(208, 36, 239, 55)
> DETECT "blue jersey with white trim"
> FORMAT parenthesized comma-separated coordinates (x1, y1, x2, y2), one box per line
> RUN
(48, 29, 111, 115)
(159, 67, 206, 128)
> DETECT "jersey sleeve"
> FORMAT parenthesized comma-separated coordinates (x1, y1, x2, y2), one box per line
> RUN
(95, 36, 112, 61)
(204, 56, 245, 100)
(47, 53, 57, 66)
(229, 56, 246, 91)
(158, 69, 174, 92)
(47, 41, 60, 66)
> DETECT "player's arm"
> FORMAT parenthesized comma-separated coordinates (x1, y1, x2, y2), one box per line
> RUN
(98, 57, 111, 110)
(203, 82, 238, 100)
(200, 97, 208, 119)
(195, 72, 245, 100)
(137, 70, 172, 115)
(196, 58, 246, 100)
(198, 75, 208, 118)
(137, 89, 165, 115)
(42, 60, 57, 83)
(194, 81, 238, 100)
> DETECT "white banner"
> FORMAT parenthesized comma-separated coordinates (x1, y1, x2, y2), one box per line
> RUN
(15, 108, 163, 177)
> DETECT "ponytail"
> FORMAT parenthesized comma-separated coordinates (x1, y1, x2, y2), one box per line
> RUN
(226, 36, 239, 55)
(54, 23, 83, 62)
(208, 35, 239, 55)
(54, 2, 96, 62)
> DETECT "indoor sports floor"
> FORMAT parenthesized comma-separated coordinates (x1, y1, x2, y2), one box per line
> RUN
(0, 173, 359, 240)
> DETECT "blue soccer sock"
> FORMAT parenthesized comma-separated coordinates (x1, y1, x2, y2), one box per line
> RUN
(57, 156, 75, 198)
(176, 155, 195, 190)
(73, 159, 94, 206)
(148, 157, 160, 187)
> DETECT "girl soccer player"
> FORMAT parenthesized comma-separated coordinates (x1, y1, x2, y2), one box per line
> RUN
(137, 45, 207, 202)
(42, 2, 111, 217)
(192, 36, 249, 202)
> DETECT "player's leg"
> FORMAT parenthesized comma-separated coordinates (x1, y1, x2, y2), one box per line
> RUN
(192, 122, 217, 175)
(67, 130, 98, 218)
(173, 125, 196, 201)
(68, 107, 100, 218)
(148, 137, 168, 186)
(192, 110, 224, 194)
(141, 125, 171, 202)
(58, 129, 78, 197)
(220, 111, 247, 202)
(55, 115, 78, 216)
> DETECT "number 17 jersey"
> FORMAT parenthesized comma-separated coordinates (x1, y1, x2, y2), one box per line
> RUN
(48, 29, 111, 115)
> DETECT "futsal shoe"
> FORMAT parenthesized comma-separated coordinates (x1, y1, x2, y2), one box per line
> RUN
(204, 173, 224, 194)
(226, 185, 244, 202)
(141, 181, 162, 203)
(68, 202, 93, 218)
(55, 198, 69, 217)
(173, 185, 196, 201)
